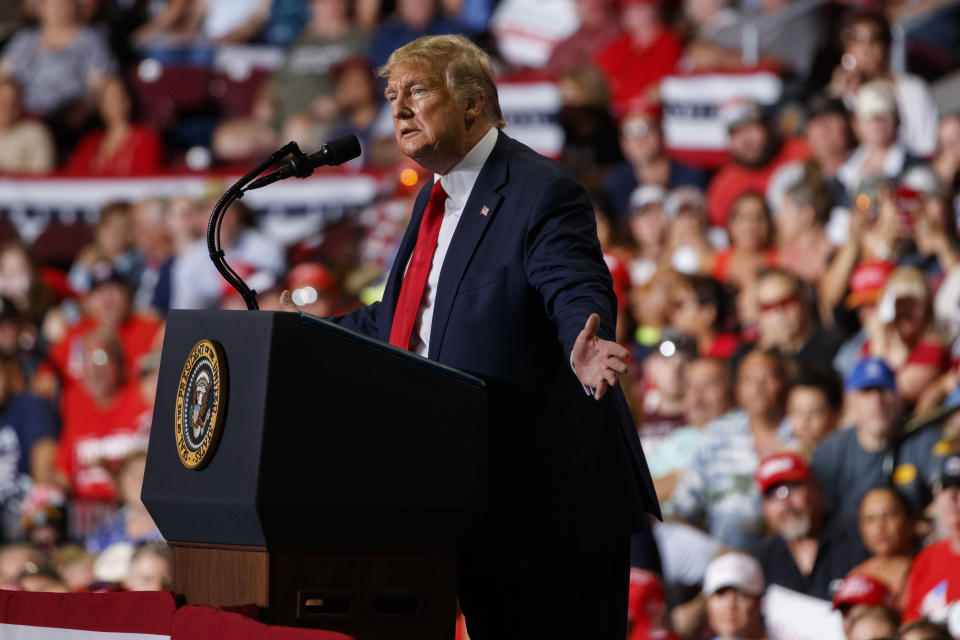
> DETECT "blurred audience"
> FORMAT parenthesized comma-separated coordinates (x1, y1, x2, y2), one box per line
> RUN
(847, 606, 901, 640)
(121, 541, 171, 591)
(604, 103, 709, 220)
(702, 552, 767, 640)
(805, 94, 854, 187)
(932, 114, 960, 195)
(684, 0, 823, 89)
(0, 78, 54, 173)
(34, 261, 162, 407)
(669, 274, 737, 360)
(863, 266, 948, 404)
(545, 0, 619, 74)
(0, 0, 115, 128)
(833, 574, 895, 638)
(849, 486, 916, 609)
(709, 192, 777, 290)
(639, 331, 695, 461)
(751, 451, 867, 600)
(85, 450, 161, 553)
(672, 349, 792, 548)
(366, 0, 462, 69)
(52, 329, 151, 537)
(812, 357, 903, 533)
(0, 354, 58, 541)
(835, 80, 923, 200)
(902, 452, 960, 625)
(64, 76, 162, 177)
(776, 172, 835, 283)
(896, 619, 953, 640)
(828, 10, 938, 157)
(593, 0, 681, 115)
(650, 356, 732, 506)
(786, 363, 842, 458)
(0, 2, 955, 629)
(736, 267, 844, 367)
(169, 198, 284, 310)
(706, 99, 810, 228)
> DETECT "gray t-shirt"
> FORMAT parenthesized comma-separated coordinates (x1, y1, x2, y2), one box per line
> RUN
(810, 427, 893, 532)
(2, 27, 116, 115)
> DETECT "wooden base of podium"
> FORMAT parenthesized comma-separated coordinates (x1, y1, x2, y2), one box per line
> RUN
(171, 542, 459, 640)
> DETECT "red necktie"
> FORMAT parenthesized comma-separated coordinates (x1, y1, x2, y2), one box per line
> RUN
(389, 179, 448, 350)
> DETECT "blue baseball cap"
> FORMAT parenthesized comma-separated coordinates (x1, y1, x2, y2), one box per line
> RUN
(846, 357, 897, 392)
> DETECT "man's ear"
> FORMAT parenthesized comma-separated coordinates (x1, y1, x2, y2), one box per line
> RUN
(464, 91, 485, 123)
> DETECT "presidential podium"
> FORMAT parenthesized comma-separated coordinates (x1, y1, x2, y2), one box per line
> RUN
(142, 310, 487, 640)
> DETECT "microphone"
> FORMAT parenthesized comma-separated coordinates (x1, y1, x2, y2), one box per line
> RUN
(246, 135, 362, 191)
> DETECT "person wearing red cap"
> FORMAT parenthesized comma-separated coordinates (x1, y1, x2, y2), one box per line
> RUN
(750, 451, 868, 601)
(832, 574, 894, 637)
(593, 0, 681, 117)
(830, 259, 896, 378)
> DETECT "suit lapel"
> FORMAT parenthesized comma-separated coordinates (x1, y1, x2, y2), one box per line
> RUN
(381, 181, 434, 334)
(428, 132, 510, 360)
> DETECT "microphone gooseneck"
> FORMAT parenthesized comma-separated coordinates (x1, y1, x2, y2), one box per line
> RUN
(207, 137, 360, 311)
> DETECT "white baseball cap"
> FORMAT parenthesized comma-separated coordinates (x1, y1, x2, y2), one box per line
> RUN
(629, 185, 666, 212)
(855, 81, 897, 119)
(703, 552, 765, 597)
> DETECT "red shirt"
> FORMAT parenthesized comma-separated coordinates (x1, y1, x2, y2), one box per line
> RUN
(860, 337, 950, 371)
(65, 124, 162, 176)
(706, 137, 810, 227)
(594, 29, 682, 115)
(903, 540, 960, 623)
(55, 382, 151, 500)
(704, 333, 739, 360)
(710, 248, 779, 284)
(41, 314, 161, 414)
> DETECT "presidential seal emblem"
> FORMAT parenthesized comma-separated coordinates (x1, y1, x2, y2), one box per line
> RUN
(175, 339, 227, 469)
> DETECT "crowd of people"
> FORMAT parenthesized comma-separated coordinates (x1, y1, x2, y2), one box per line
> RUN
(0, 0, 959, 638)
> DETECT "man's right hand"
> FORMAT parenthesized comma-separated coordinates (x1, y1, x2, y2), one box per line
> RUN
(279, 290, 298, 312)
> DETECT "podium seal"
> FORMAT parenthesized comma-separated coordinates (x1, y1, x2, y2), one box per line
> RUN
(175, 339, 228, 469)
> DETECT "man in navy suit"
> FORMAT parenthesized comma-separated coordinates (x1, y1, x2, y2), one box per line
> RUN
(283, 34, 659, 639)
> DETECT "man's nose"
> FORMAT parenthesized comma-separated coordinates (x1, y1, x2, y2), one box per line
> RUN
(392, 98, 412, 119)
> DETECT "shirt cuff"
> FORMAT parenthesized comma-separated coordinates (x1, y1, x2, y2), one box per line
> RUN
(570, 350, 595, 397)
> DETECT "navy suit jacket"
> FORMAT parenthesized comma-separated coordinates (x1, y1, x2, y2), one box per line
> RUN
(336, 131, 659, 569)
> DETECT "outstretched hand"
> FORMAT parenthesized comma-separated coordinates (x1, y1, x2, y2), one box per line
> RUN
(571, 313, 629, 400)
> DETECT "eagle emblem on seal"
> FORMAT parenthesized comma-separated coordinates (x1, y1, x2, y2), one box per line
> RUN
(175, 339, 228, 469)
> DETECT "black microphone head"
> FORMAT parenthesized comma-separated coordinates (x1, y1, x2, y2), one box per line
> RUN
(322, 135, 362, 166)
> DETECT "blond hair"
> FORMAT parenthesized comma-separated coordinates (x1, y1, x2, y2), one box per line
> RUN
(377, 35, 507, 129)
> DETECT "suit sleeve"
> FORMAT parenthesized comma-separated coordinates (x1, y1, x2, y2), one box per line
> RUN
(522, 173, 616, 358)
(327, 301, 384, 341)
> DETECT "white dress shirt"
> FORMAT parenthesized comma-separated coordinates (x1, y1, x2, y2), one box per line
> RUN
(407, 126, 499, 356)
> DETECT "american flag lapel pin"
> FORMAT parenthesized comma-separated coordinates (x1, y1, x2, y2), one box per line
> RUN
(480, 204, 489, 216)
